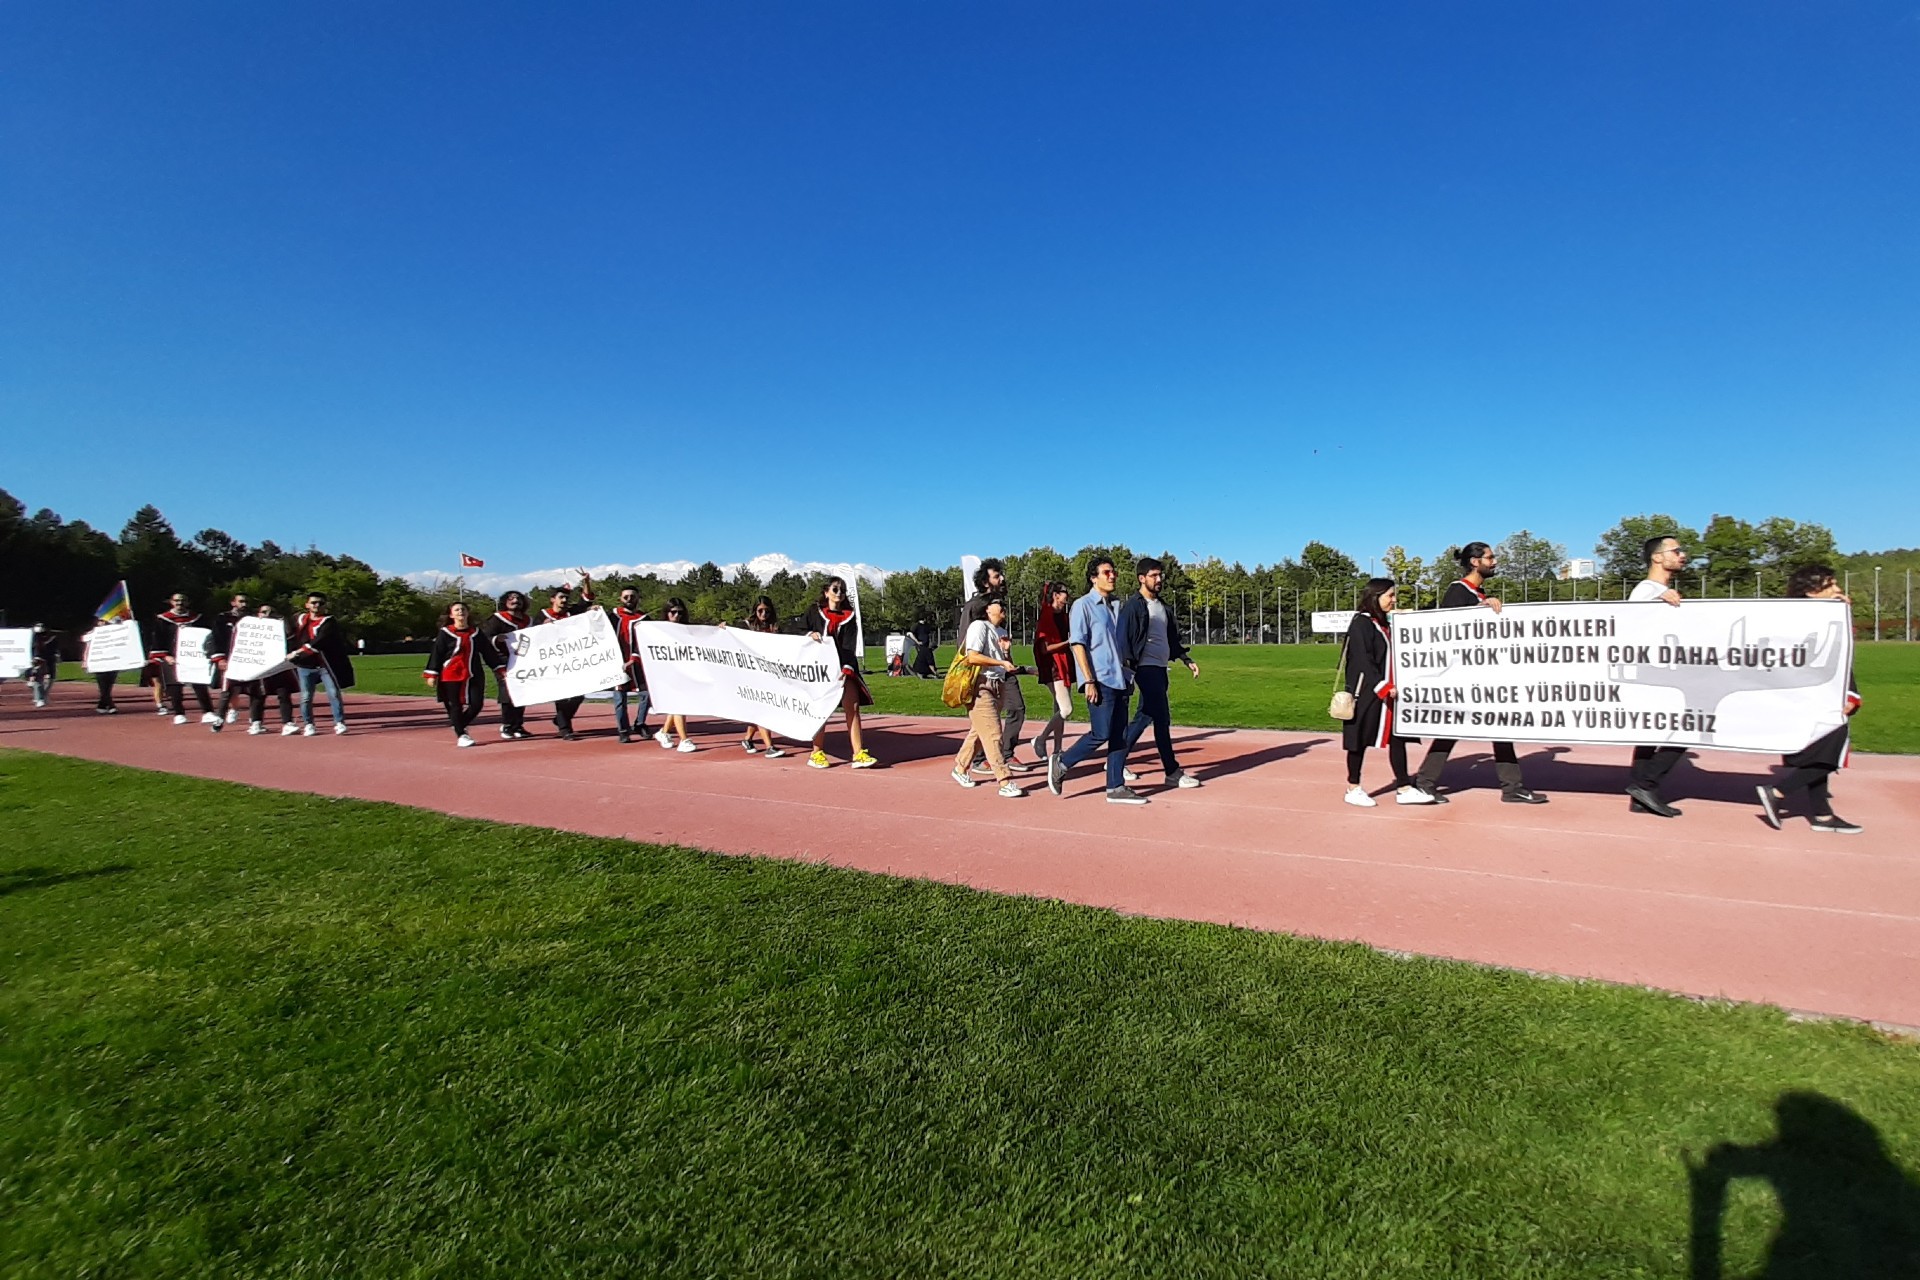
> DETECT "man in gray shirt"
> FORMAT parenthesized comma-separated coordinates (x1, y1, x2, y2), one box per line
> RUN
(1118, 557, 1202, 790)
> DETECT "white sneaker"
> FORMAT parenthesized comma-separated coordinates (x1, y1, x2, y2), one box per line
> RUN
(654, 729, 673, 749)
(1344, 786, 1376, 808)
(201, 712, 220, 725)
(1172, 770, 1202, 789)
(456, 734, 476, 748)
(173, 714, 188, 725)
(333, 722, 348, 735)
(676, 739, 697, 753)
(248, 723, 265, 735)
(1395, 786, 1437, 805)
(301, 724, 316, 737)
(951, 769, 978, 788)
(764, 747, 787, 759)
(997, 781, 1023, 798)
(283, 723, 300, 736)
(225, 709, 237, 724)
(1123, 768, 1140, 784)
(500, 726, 514, 739)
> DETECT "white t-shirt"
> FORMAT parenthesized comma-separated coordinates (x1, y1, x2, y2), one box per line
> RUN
(964, 619, 1008, 684)
(1629, 578, 1674, 602)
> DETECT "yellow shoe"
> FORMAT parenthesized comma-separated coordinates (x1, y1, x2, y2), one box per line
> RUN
(851, 750, 878, 769)
(808, 750, 831, 769)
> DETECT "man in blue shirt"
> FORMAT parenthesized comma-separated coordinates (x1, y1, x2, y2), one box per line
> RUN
(1047, 557, 1148, 804)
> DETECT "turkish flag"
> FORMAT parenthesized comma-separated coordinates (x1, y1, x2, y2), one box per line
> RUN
(460, 553, 485, 568)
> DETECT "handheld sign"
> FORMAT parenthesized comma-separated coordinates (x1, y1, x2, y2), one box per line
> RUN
(225, 617, 291, 682)
(1311, 610, 1357, 634)
(84, 621, 145, 673)
(174, 626, 214, 685)
(0, 629, 31, 678)
(503, 609, 624, 707)
(637, 621, 846, 742)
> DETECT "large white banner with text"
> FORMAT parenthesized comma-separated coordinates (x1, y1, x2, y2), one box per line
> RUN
(174, 626, 214, 685)
(637, 622, 846, 741)
(225, 617, 292, 682)
(1390, 598, 1853, 754)
(0, 629, 32, 678)
(502, 610, 624, 706)
(84, 621, 146, 673)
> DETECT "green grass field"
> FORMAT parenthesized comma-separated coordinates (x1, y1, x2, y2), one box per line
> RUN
(65, 641, 1920, 753)
(4, 752, 1918, 1276)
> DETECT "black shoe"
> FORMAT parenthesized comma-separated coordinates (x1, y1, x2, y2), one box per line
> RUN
(1626, 785, 1681, 818)
(557, 728, 576, 742)
(1810, 815, 1863, 834)
(1047, 754, 1066, 796)
(618, 731, 632, 744)
(1756, 785, 1783, 830)
(1418, 785, 1450, 805)
(1502, 788, 1548, 805)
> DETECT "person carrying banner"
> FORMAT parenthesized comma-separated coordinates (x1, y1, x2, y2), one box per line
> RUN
(423, 602, 488, 748)
(1625, 535, 1691, 817)
(1047, 557, 1146, 804)
(211, 605, 297, 735)
(1412, 543, 1548, 805)
(28, 624, 59, 708)
(536, 575, 596, 741)
(737, 595, 787, 757)
(1757, 564, 1864, 834)
(479, 591, 533, 739)
(289, 591, 355, 736)
(150, 592, 217, 726)
(650, 597, 702, 752)
(950, 598, 1024, 796)
(1028, 582, 1076, 760)
(804, 577, 878, 769)
(1342, 578, 1435, 808)
(1117, 557, 1203, 791)
(203, 593, 251, 727)
(607, 585, 653, 744)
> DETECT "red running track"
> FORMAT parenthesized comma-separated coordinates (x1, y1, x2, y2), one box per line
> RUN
(7, 683, 1919, 1029)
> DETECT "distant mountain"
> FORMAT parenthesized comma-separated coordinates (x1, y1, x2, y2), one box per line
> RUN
(397, 552, 894, 594)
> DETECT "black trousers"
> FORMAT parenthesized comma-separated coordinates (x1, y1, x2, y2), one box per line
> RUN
(552, 695, 584, 732)
(1348, 741, 1411, 788)
(1776, 724, 1847, 818)
(166, 682, 213, 716)
(216, 681, 294, 726)
(1417, 739, 1524, 793)
(492, 668, 524, 733)
(95, 671, 118, 708)
(1630, 745, 1686, 791)
(440, 675, 485, 737)
(1122, 665, 1180, 774)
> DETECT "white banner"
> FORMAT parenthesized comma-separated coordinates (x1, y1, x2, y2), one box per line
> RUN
(637, 622, 846, 741)
(0, 629, 31, 678)
(225, 617, 291, 683)
(174, 625, 214, 685)
(1312, 610, 1357, 634)
(1390, 598, 1853, 754)
(84, 621, 146, 673)
(503, 609, 624, 707)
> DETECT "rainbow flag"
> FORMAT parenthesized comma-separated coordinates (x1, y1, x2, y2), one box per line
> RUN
(94, 580, 133, 624)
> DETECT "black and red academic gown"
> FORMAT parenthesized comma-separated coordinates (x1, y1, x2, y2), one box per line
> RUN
(1785, 672, 1861, 773)
(613, 607, 650, 691)
(424, 626, 486, 702)
(149, 610, 206, 687)
(289, 613, 356, 686)
(1340, 614, 1396, 751)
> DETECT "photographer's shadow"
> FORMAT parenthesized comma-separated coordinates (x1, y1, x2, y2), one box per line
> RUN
(1689, 1091, 1920, 1278)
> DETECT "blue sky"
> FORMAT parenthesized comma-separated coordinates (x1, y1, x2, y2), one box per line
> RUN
(4, 2, 1916, 578)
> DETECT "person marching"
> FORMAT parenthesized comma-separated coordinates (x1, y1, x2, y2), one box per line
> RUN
(203, 592, 251, 729)
(1757, 564, 1864, 834)
(212, 604, 298, 735)
(535, 574, 596, 741)
(608, 584, 653, 744)
(1411, 543, 1548, 805)
(289, 590, 356, 736)
(739, 595, 786, 757)
(804, 577, 879, 769)
(951, 598, 1024, 797)
(151, 592, 217, 726)
(1625, 535, 1690, 817)
(1029, 582, 1076, 761)
(28, 624, 59, 708)
(1341, 578, 1436, 808)
(1046, 557, 1145, 804)
(1118, 557, 1202, 790)
(479, 590, 533, 739)
(423, 601, 488, 748)
(651, 598, 699, 752)
(959, 559, 1035, 773)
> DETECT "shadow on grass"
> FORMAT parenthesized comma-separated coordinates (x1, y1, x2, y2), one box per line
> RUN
(0, 864, 135, 898)
(1688, 1091, 1920, 1278)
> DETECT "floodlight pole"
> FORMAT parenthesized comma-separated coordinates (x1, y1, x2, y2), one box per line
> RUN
(1875, 566, 1882, 641)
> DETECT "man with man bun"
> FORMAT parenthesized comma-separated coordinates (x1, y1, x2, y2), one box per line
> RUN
(1412, 542, 1547, 804)
(1624, 534, 1690, 817)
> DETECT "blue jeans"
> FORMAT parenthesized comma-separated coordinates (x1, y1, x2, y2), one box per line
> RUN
(1122, 664, 1179, 774)
(297, 666, 345, 725)
(1059, 682, 1132, 790)
(613, 687, 651, 735)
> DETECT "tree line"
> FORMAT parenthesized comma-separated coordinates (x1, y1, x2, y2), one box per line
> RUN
(4, 487, 1911, 646)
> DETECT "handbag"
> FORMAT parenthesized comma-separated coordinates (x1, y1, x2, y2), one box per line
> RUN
(1328, 637, 1357, 721)
(941, 636, 982, 709)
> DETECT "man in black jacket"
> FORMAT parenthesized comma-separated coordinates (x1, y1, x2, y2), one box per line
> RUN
(1117, 558, 1202, 789)
(535, 572, 596, 740)
(204, 592, 251, 729)
(150, 592, 217, 726)
(1412, 543, 1547, 804)
(479, 591, 533, 739)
